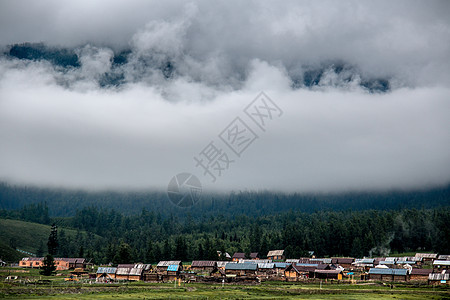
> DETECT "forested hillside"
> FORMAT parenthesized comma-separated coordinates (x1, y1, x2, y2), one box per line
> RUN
(0, 218, 102, 262)
(1, 183, 449, 264)
(1, 205, 449, 265)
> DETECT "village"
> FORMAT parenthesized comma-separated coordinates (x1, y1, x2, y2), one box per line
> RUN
(10, 250, 450, 285)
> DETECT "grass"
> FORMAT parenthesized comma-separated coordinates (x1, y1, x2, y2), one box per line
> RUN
(0, 218, 100, 261)
(0, 275, 449, 299)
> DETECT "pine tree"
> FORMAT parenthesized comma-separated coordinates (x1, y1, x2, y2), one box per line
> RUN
(163, 239, 172, 260)
(198, 243, 204, 260)
(174, 236, 187, 261)
(113, 242, 133, 264)
(153, 243, 162, 263)
(58, 229, 68, 257)
(40, 254, 56, 276)
(47, 224, 58, 255)
(146, 241, 154, 263)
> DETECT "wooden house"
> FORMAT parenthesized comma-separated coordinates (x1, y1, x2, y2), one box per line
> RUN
(96, 267, 117, 281)
(210, 267, 226, 278)
(156, 261, 182, 273)
(267, 250, 285, 261)
(54, 258, 70, 270)
(433, 260, 450, 271)
(352, 258, 374, 271)
(190, 261, 217, 273)
(313, 270, 343, 280)
(368, 268, 409, 282)
(284, 264, 309, 281)
(114, 264, 151, 281)
(116, 264, 135, 280)
(250, 252, 259, 260)
(396, 260, 416, 268)
(373, 257, 385, 266)
(316, 264, 331, 270)
(19, 257, 43, 268)
(273, 262, 290, 275)
(166, 264, 181, 281)
(53, 258, 86, 269)
(240, 259, 272, 264)
(332, 258, 354, 269)
(310, 258, 332, 264)
(129, 264, 152, 281)
(428, 271, 450, 285)
(410, 268, 432, 281)
(225, 262, 257, 276)
(286, 258, 311, 264)
(378, 261, 395, 268)
(257, 263, 275, 276)
(232, 252, 245, 262)
(141, 265, 159, 282)
(414, 253, 437, 264)
(295, 264, 319, 276)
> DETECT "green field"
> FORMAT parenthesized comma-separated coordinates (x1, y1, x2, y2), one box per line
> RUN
(0, 219, 97, 261)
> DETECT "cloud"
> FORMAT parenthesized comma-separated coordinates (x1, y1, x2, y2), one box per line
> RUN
(0, 0, 449, 192)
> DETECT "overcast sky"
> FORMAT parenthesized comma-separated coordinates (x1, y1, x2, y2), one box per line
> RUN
(0, 0, 449, 192)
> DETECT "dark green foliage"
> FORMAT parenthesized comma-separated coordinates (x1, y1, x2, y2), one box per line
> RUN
(2, 205, 450, 264)
(113, 242, 133, 264)
(47, 224, 58, 255)
(36, 240, 44, 257)
(0, 182, 448, 219)
(0, 240, 23, 262)
(40, 254, 56, 276)
(0, 201, 50, 225)
(1, 182, 450, 264)
(174, 235, 188, 261)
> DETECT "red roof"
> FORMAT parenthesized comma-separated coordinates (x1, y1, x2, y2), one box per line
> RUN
(411, 269, 432, 275)
(232, 252, 246, 259)
(333, 258, 354, 264)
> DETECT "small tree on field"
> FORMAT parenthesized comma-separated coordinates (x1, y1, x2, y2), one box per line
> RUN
(40, 254, 56, 276)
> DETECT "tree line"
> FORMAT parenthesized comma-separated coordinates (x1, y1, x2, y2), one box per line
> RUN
(4, 204, 450, 265)
(1, 182, 449, 218)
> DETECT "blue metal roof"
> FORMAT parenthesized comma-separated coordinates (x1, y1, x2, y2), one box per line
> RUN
(225, 263, 257, 270)
(274, 263, 290, 268)
(369, 268, 408, 275)
(356, 258, 374, 264)
(97, 267, 117, 274)
(257, 263, 275, 269)
(167, 264, 179, 272)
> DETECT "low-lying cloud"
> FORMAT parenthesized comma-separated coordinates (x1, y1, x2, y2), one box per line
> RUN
(0, 0, 449, 192)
